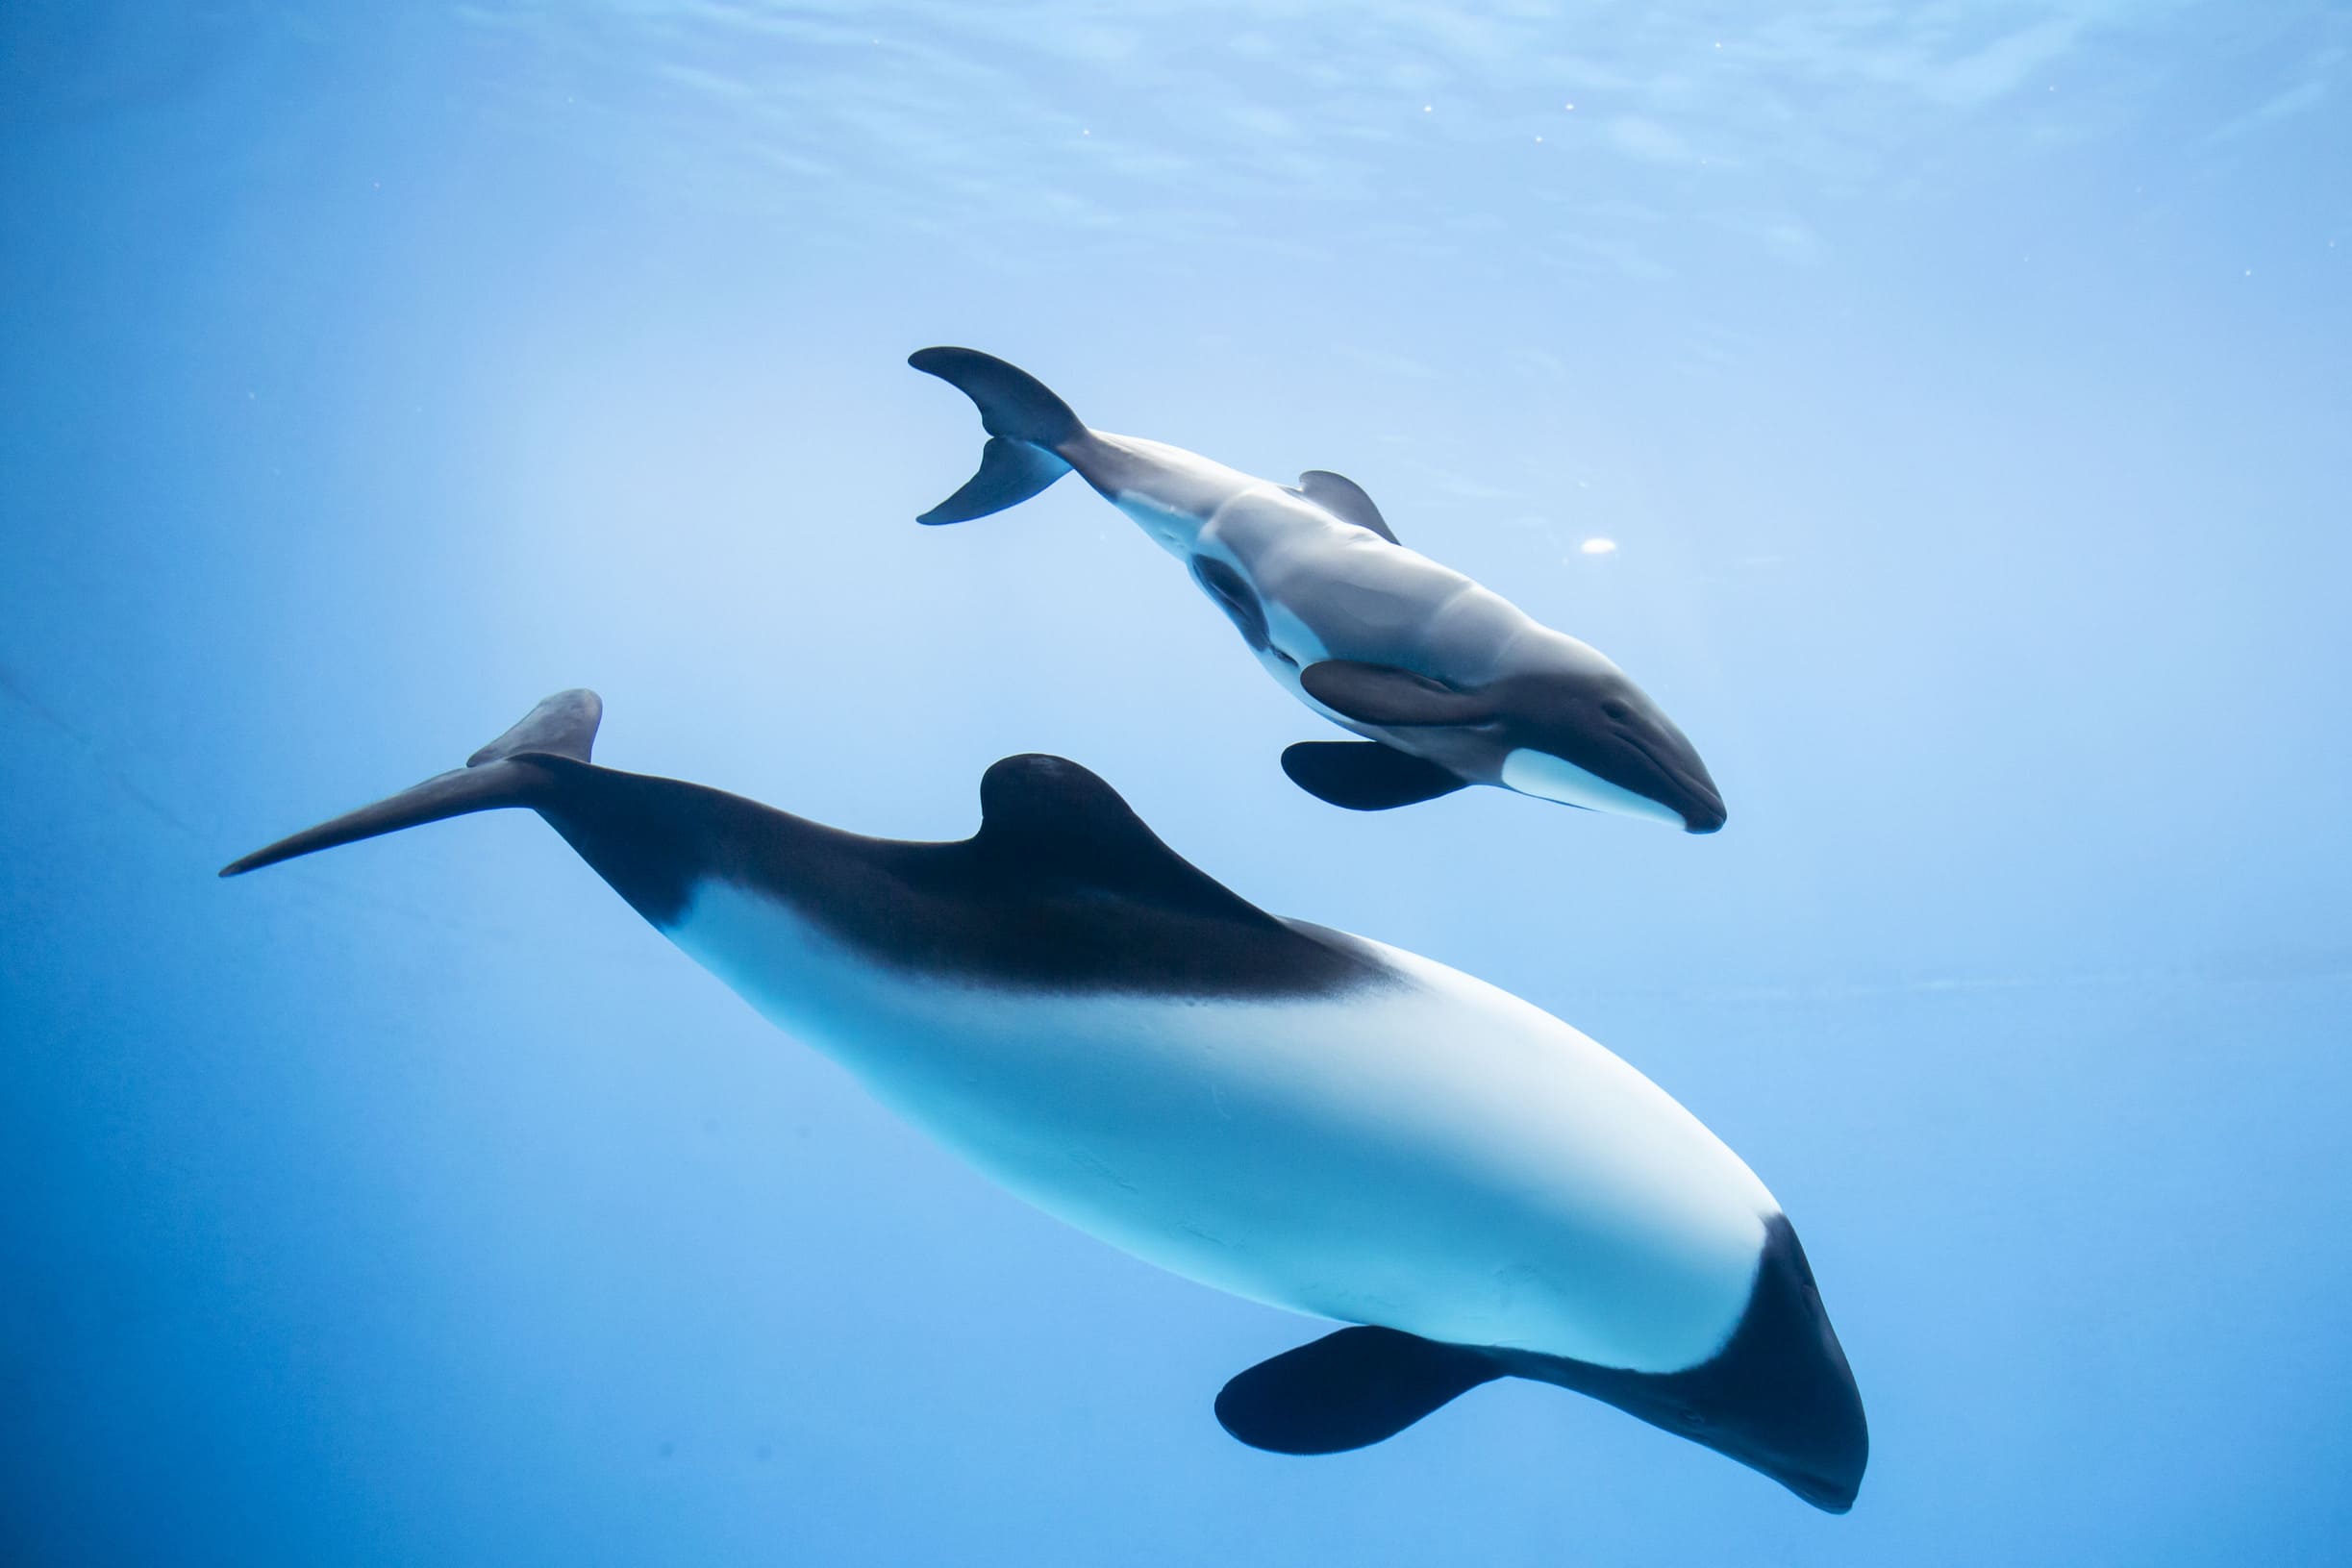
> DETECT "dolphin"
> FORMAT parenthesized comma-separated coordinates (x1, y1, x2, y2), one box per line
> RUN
(909, 347, 1728, 831)
(221, 689, 1861, 1507)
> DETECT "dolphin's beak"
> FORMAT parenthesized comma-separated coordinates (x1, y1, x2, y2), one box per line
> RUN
(1631, 748, 1723, 834)
(1660, 738, 1726, 834)
(1598, 713, 1725, 835)
(1681, 788, 1728, 835)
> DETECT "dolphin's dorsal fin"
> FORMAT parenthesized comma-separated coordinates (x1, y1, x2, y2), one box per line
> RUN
(971, 756, 1280, 928)
(1293, 469, 1398, 543)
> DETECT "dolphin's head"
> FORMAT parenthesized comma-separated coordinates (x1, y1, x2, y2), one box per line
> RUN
(1491, 668, 1727, 834)
(1520, 1214, 1868, 1512)
(1657, 1215, 1868, 1512)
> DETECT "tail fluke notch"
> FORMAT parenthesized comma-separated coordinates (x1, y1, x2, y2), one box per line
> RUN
(910, 347, 1084, 523)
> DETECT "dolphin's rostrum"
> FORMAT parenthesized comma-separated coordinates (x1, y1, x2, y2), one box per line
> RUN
(910, 347, 1729, 832)
(222, 690, 1860, 1507)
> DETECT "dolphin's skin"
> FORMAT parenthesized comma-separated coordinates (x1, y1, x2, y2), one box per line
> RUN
(221, 690, 1863, 1508)
(910, 347, 1728, 831)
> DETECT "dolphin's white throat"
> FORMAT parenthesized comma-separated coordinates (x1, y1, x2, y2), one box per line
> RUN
(1502, 747, 1687, 826)
(668, 877, 1775, 1375)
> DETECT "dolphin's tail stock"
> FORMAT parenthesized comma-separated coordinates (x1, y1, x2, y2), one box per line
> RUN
(909, 347, 1084, 525)
(219, 689, 603, 877)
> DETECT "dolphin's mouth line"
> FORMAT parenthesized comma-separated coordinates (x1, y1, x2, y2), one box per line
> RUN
(1602, 729, 1722, 825)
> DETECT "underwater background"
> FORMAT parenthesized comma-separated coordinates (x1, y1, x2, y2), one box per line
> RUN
(4, 2, 2348, 1562)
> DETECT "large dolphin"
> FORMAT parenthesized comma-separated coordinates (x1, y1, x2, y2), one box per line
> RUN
(222, 690, 1861, 1507)
(910, 347, 1728, 831)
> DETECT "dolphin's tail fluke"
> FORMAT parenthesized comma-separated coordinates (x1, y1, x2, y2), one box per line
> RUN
(909, 346, 1081, 524)
(219, 689, 601, 877)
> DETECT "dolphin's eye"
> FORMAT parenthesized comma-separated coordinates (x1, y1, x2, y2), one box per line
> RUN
(1601, 700, 1633, 723)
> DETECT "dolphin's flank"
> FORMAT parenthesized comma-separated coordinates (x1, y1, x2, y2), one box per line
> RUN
(909, 347, 1728, 833)
(224, 689, 1858, 1507)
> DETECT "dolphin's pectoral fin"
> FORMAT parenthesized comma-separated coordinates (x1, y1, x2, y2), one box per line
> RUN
(1215, 1327, 1501, 1455)
(1291, 470, 1398, 544)
(1189, 555, 1271, 652)
(1282, 742, 1466, 810)
(1299, 660, 1489, 728)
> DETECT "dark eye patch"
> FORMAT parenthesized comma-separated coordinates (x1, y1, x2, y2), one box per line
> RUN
(1190, 555, 1271, 654)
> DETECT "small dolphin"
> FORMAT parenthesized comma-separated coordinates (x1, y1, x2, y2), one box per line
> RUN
(222, 690, 1861, 1507)
(910, 347, 1727, 831)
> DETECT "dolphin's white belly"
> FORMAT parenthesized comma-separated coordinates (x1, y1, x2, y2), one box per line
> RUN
(672, 880, 1775, 1374)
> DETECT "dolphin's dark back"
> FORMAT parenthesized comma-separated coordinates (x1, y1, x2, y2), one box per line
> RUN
(540, 755, 1385, 998)
(224, 691, 1383, 1001)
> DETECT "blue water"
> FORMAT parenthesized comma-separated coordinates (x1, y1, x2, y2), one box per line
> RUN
(5, 4, 2348, 1563)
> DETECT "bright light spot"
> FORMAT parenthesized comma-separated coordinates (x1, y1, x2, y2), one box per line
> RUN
(1564, 102, 1576, 111)
(1422, 104, 1433, 112)
(1580, 537, 1618, 556)
(1535, 136, 1543, 142)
